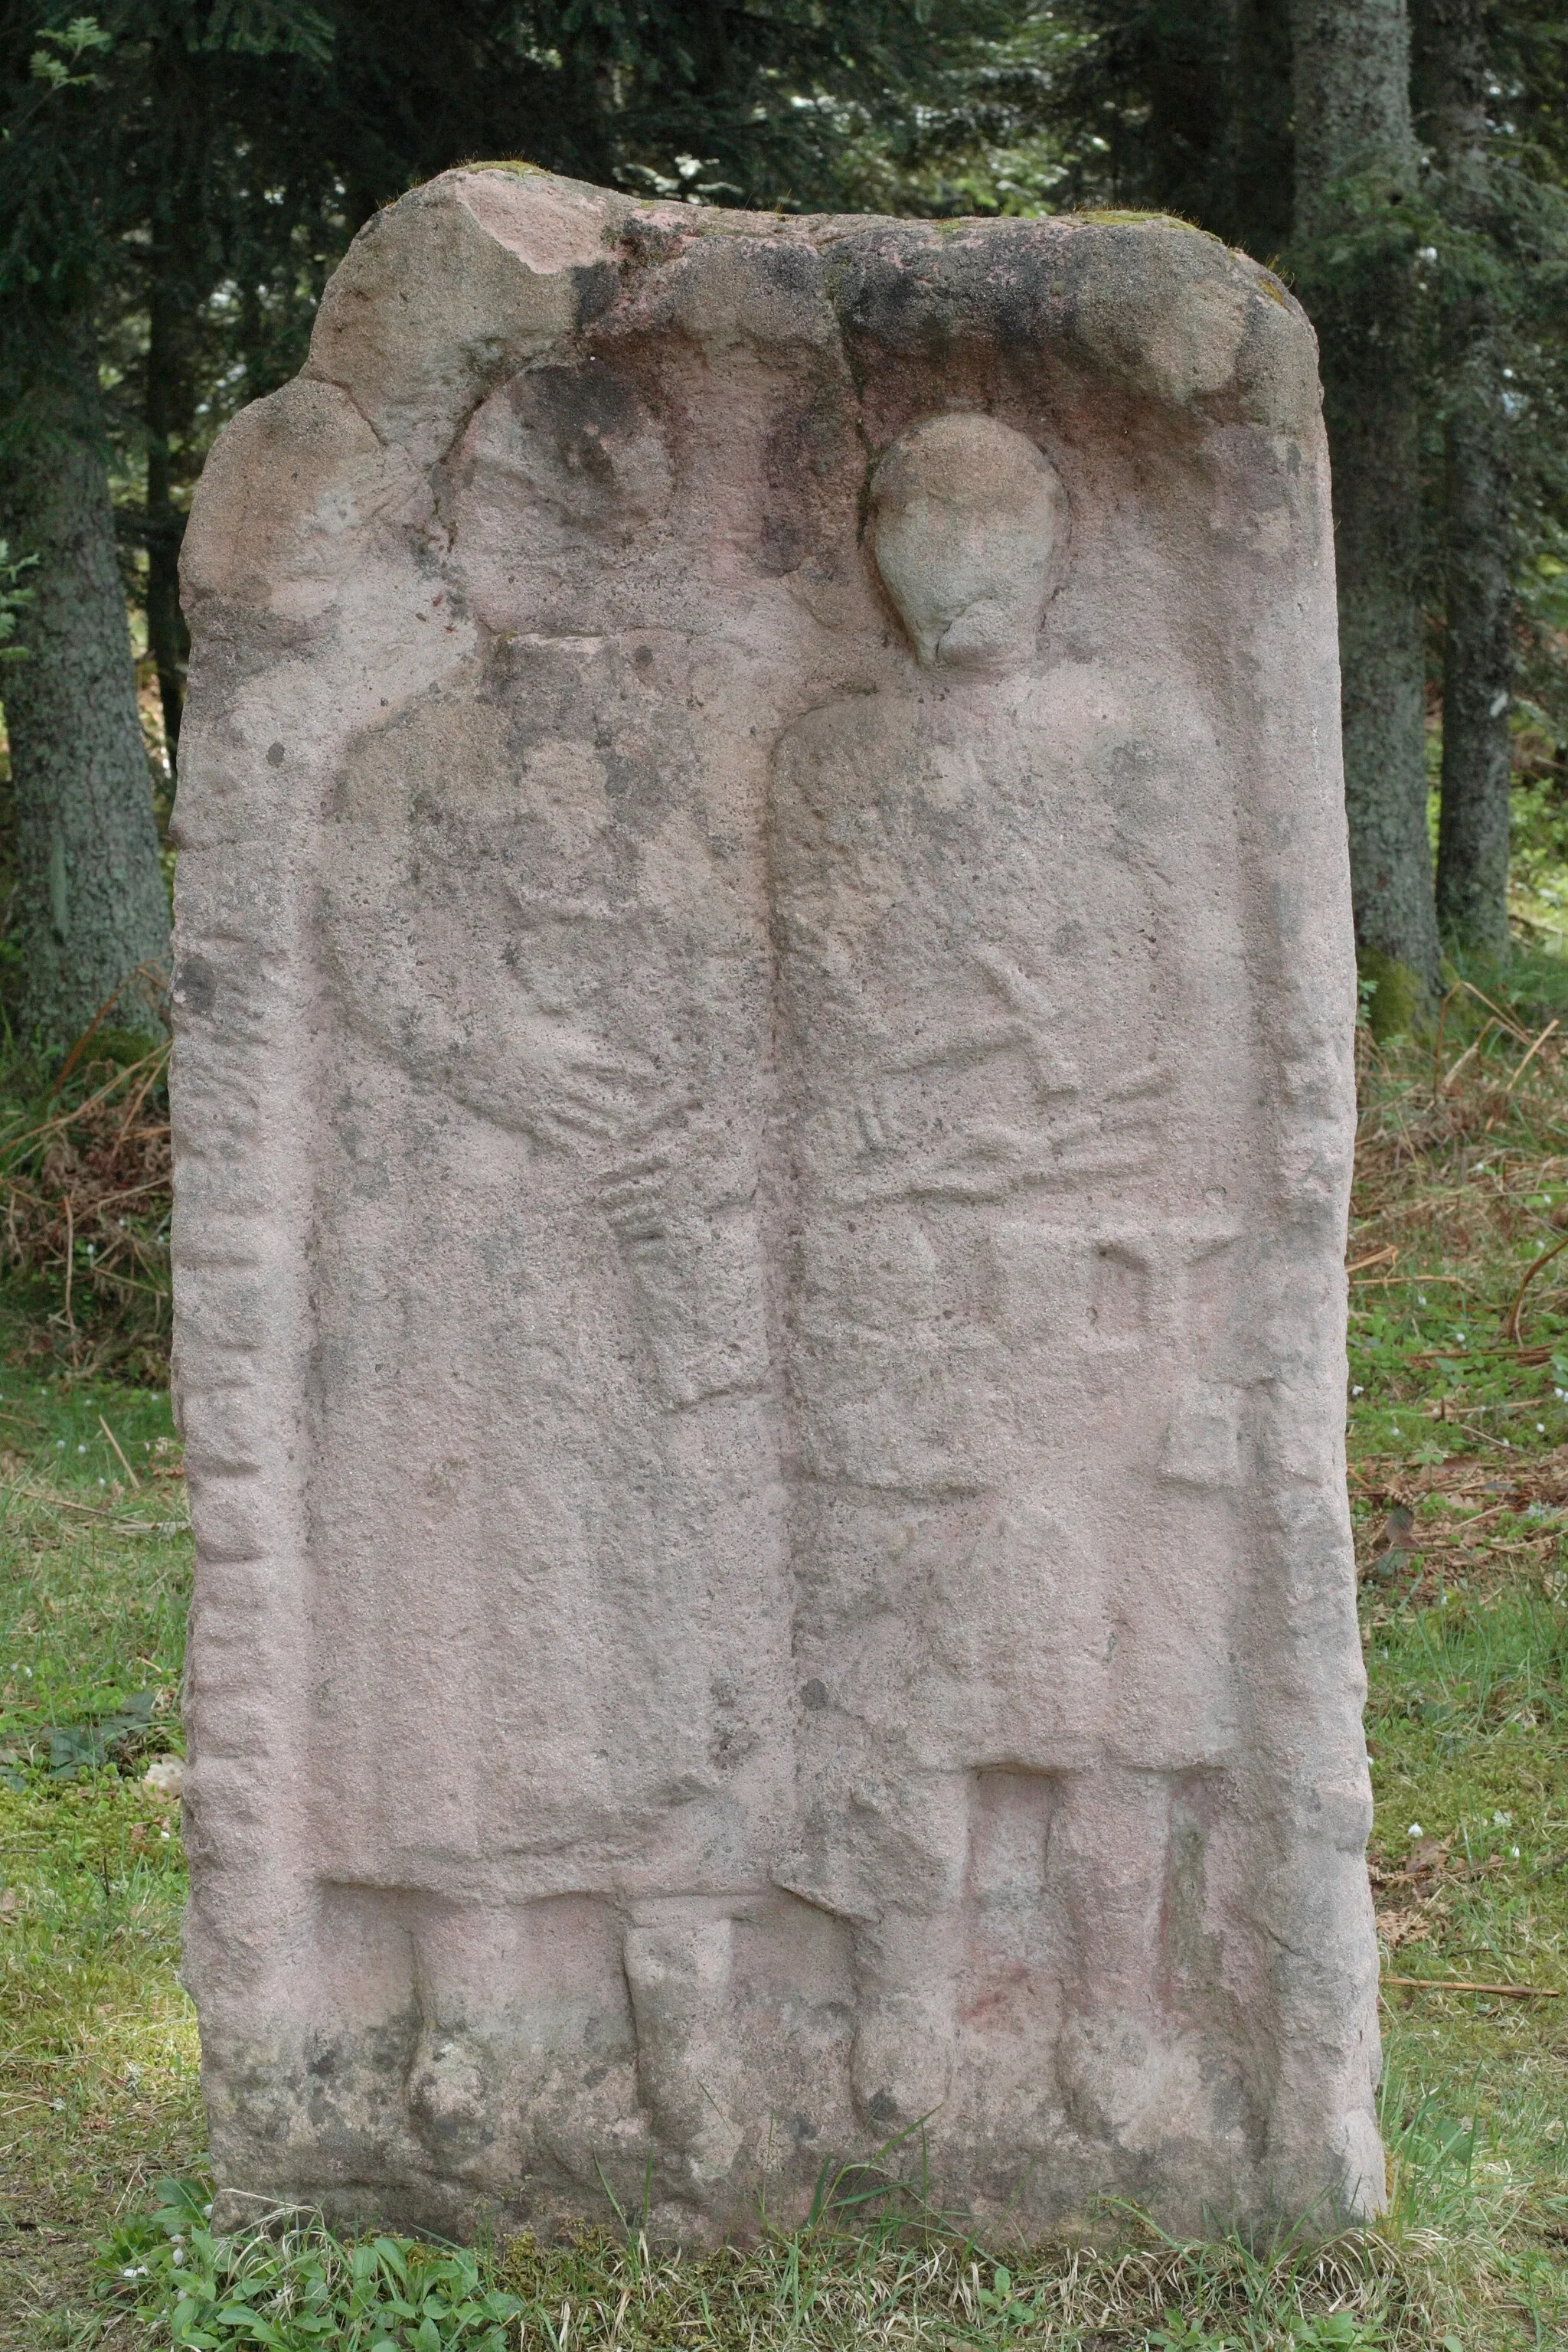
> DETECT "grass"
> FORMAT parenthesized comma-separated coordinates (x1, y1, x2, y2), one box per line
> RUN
(3, 989, 1568, 2347)
(0, 1360, 198, 2345)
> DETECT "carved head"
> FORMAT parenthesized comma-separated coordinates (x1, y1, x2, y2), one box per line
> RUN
(870, 414, 1065, 671)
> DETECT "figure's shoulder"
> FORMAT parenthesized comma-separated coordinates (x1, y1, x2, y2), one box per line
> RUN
(768, 662, 1220, 808)
(1014, 660, 1220, 767)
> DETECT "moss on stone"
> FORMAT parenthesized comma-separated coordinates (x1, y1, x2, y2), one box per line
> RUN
(1073, 208, 1205, 230)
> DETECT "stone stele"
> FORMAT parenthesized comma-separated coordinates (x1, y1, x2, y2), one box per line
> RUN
(174, 166, 1381, 2244)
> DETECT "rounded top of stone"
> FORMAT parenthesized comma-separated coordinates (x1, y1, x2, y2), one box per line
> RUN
(870, 415, 1066, 673)
(295, 168, 1320, 477)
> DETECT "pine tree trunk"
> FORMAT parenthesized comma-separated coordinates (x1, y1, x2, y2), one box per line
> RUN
(1435, 345, 1512, 953)
(1290, 0, 1439, 1001)
(145, 269, 190, 775)
(1419, 0, 1514, 956)
(0, 318, 171, 1052)
(1227, 0, 1295, 261)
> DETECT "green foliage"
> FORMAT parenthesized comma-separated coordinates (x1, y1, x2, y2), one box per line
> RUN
(46, 1684, 158, 1779)
(103, 2187, 525, 2349)
(200, 0, 334, 64)
(1145, 2318, 1389, 2352)
(28, 16, 111, 93)
(828, 11, 1083, 220)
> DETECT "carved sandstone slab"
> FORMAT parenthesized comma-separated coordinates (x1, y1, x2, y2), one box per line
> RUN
(175, 168, 1380, 2242)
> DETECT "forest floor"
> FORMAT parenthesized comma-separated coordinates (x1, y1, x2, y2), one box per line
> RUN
(3, 1005, 1568, 2349)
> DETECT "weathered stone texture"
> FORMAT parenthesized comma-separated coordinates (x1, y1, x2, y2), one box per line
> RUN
(175, 167, 1380, 2242)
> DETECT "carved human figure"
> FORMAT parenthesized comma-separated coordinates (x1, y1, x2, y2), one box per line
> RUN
(773, 414, 1260, 2191)
(308, 634, 788, 1906)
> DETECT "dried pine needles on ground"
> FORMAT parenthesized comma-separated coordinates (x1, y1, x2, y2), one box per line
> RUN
(0, 1039, 172, 1383)
(3, 993, 1568, 2348)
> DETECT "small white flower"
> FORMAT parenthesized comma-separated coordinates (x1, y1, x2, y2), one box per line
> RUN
(77, 1443, 86, 1454)
(1494, 1811, 1512, 1827)
(51, 2098, 64, 2110)
(172, 2249, 184, 2266)
(1538, 1424, 1547, 1434)
(1408, 1823, 1423, 1838)
(122, 2266, 148, 2280)
(1351, 1384, 1364, 1396)
(1418, 1293, 1427, 1305)
(1512, 1847, 1521, 1859)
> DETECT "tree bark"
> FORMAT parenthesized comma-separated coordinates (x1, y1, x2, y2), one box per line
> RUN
(1290, 0, 1439, 1000)
(0, 318, 171, 1052)
(145, 265, 191, 774)
(1419, 0, 1514, 956)
(1227, 0, 1295, 260)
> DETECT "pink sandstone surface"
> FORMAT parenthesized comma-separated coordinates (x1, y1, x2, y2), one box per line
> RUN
(174, 165, 1381, 2242)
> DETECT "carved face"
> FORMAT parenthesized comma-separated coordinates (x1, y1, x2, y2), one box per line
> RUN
(870, 413, 1065, 672)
